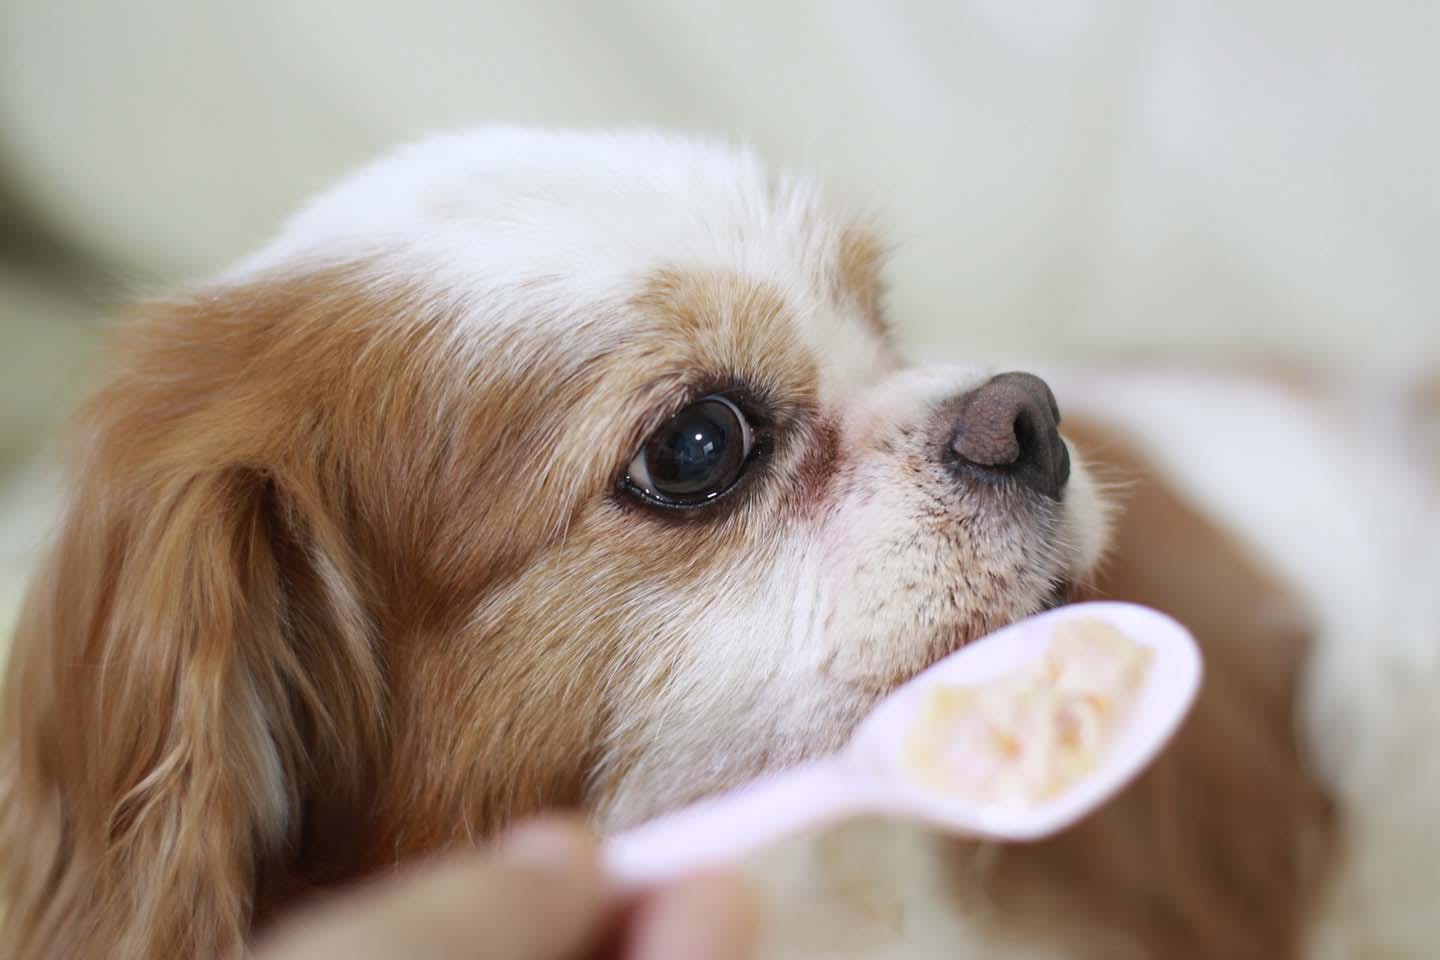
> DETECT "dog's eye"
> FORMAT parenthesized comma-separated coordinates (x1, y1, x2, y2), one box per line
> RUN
(624, 395, 754, 507)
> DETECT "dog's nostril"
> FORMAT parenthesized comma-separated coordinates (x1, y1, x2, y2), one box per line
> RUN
(949, 371, 1070, 499)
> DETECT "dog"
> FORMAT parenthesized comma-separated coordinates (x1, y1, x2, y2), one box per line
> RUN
(2, 128, 1435, 959)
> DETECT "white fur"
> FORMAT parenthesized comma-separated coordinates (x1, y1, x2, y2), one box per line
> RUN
(225, 127, 885, 392)
(220, 129, 1104, 848)
(739, 369, 1440, 959)
(595, 361, 1095, 829)
(208, 128, 1437, 956)
(1056, 367, 1440, 958)
(1051, 370, 1440, 798)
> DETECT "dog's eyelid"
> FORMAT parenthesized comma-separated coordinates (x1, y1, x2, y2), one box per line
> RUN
(624, 447, 655, 492)
(618, 392, 762, 511)
(625, 382, 772, 451)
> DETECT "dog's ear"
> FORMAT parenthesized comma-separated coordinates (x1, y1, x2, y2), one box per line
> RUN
(0, 296, 385, 959)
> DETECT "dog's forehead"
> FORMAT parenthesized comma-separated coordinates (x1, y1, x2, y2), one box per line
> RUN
(224, 127, 888, 395)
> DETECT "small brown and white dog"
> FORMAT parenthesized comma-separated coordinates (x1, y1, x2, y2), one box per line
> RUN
(1, 128, 1436, 959)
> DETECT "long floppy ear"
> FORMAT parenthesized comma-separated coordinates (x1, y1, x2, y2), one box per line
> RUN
(0, 299, 385, 959)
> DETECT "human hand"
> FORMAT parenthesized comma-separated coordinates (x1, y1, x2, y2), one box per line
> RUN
(254, 818, 752, 959)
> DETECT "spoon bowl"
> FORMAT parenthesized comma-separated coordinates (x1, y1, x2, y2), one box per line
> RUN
(605, 601, 1201, 888)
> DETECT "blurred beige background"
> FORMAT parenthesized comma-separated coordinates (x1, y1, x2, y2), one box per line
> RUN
(2, 0, 1438, 649)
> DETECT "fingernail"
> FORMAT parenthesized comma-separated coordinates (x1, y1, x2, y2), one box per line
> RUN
(628, 871, 756, 960)
(499, 819, 593, 871)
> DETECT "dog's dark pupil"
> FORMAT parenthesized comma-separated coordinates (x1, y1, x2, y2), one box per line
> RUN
(646, 399, 744, 499)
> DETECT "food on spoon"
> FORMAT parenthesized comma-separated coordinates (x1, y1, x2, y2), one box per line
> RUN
(902, 618, 1153, 807)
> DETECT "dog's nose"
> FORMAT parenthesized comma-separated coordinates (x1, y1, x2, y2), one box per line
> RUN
(949, 372, 1070, 499)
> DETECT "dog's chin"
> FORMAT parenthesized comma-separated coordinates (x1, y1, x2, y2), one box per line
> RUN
(862, 574, 1070, 703)
(1038, 577, 1074, 612)
(932, 546, 1076, 655)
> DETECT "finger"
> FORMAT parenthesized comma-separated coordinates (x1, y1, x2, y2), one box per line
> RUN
(257, 818, 609, 960)
(624, 872, 754, 960)
(411, 819, 608, 959)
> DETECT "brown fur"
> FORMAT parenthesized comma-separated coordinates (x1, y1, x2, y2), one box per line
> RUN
(977, 418, 1335, 959)
(0, 262, 859, 957)
(0, 247, 1335, 960)
(0, 275, 401, 957)
(834, 226, 889, 338)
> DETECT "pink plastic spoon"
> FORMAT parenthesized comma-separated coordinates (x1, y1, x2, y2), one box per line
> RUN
(605, 601, 1201, 889)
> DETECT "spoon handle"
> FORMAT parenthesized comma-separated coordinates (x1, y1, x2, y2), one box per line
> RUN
(603, 760, 874, 889)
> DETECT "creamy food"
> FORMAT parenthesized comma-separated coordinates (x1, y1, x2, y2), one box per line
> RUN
(902, 618, 1153, 807)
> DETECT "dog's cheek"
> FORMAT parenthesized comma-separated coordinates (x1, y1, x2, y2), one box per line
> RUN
(587, 553, 853, 825)
(1056, 445, 1115, 582)
(810, 489, 951, 690)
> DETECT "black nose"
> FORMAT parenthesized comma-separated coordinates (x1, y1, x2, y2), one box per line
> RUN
(949, 372, 1070, 499)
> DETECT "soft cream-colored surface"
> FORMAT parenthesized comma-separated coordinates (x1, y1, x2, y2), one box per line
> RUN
(0, 262, 99, 654)
(2, 1, 1436, 371)
(0, 462, 66, 668)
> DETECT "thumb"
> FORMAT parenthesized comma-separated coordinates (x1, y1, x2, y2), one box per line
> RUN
(255, 819, 608, 960)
